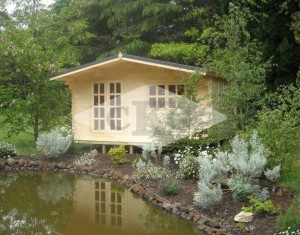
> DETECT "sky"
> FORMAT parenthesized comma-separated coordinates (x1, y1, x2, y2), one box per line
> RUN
(6, 0, 55, 13)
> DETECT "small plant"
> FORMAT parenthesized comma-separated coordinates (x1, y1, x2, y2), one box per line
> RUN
(235, 222, 245, 230)
(178, 152, 199, 180)
(162, 155, 170, 166)
(242, 196, 280, 215)
(36, 130, 72, 158)
(276, 199, 300, 232)
(133, 166, 169, 180)
(162, 179, 179, 196)
(74, 152, 96, 166)
(0, 142, 17, 159)
(108, 145, 127, 165)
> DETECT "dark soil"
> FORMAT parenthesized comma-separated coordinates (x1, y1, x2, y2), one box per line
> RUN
(16, 153, 296, 235)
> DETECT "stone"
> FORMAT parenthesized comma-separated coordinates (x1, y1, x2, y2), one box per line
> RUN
(0, 161, 5, 169)
(155, 196, 168, 203)
(18, 159, 25, 167)
(130, 184, 146, 195)
(7, 157, 15, 166)
(144, 190, 155, 199)
(207, 221, 221, 229)
(122, 174, 130, 181)
(29, 160, 39, 167)
(234, 211, 254, 223)
(90, 149, 99, 157)
(193, 214, 203, 222)
(162, 202, 173, 211)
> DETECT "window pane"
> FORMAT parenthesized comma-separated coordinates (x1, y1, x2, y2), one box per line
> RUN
(111, 204, 116, 214)
(158, 85, 165, 95)
(94, 108, 98, 118)
(95, 182, 99, 189)
(117, 120, 121, 130)
(116, 108, 121, 118)
(94, 84, 98, 94)
(94, 96, 99, 106)
(110, 83, 115, 93)
(117, 205, 122, 215)
(168, 85, 176, 95)
(100, 96, 105, 105)
(100, 83, 105, 94)
(101, 203, 106, 212)
(110, 120, 115, 130)
(117, 194, 121, 203)
(116, 95, 121, 106)
(111, 217, 116, 226)
(117, 217, 122, 226)
(149, 98, 156, 108)
(95, 191, 99, 200)
(100, 120, 105, 130)
(100, 108, 105, 118)
(158, 98, 165, 108)
(116, 83, 121, 93)
(101, 182, 105, 189)
(94, 120, 99, 130)
(149, 85, 156, 96)
(178, 85, 184, 95)
(110, 95, 115, 106)
(110, 108, 115, 118)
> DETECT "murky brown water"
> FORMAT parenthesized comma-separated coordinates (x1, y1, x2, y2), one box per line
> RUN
(0, 172, 206, 235)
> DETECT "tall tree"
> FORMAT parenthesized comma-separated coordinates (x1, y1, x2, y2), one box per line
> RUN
(0, 0, 92, 141)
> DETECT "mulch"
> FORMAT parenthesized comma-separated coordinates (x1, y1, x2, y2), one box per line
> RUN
(15, 153, 296, 235)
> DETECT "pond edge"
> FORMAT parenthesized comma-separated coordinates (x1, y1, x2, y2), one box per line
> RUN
(0, 158, 226, 235)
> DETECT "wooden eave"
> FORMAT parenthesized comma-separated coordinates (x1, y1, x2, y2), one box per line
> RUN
(49, 53, 211, 81)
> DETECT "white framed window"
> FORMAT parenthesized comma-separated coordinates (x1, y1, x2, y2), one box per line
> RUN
(148, 84, 184, 109)
(93, 81, 122, 131)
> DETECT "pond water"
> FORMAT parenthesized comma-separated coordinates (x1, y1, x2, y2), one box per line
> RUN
(0, 172, 206, 235)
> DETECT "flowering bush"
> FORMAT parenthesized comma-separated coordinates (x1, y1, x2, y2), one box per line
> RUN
(0, 142, 17, 159)
(36, 130, 72, 158)
(74, 152, 96, 166)
(133, 165, 169, 180)
(178, 153, 199, 180)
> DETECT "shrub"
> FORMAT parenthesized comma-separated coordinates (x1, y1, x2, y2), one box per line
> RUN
(265, 165, 281, 182)
(162, 179, 179, 196)
(162, 155, 170, 166)
(242, 196, 280, 215)
(193, 180, 223, 209)
(0, 142, 17, 159)
(228, 174, 262, 201)
(108, 145, 127, 165)
(133, 166, 169, 180)
(178, 152, 199, 180)
(74, 152, 96, 166)
(36, 130, 72, 158)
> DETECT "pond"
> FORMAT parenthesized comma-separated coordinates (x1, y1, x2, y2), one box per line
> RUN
(0, 172, 206, 235)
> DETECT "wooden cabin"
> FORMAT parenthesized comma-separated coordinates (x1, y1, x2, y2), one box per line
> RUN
(50, 53, 225, 153)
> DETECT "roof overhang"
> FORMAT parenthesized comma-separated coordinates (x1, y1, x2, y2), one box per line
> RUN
(50, 53, 209, 81)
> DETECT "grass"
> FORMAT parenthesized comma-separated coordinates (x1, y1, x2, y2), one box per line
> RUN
(0, 115, 37, 154)
(276, 156, 300, 231)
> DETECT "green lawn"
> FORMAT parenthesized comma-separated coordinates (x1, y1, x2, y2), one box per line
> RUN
(0, 115, 37, 154)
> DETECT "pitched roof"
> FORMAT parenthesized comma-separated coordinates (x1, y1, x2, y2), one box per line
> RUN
(50, 53, 209, 80)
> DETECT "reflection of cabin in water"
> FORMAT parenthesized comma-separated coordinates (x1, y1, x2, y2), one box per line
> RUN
(94, 181, 126, 228)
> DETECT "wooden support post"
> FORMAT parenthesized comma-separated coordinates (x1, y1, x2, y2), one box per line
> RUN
(129, 145, 134, 154)
(102, 145, 106, 154)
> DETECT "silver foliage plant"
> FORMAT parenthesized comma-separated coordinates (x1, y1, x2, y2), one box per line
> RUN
(194, 131, 281, 208)
(36, 129, 72, 158)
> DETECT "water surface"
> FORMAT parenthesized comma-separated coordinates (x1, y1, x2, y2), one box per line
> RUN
(0, 172, 205, 235)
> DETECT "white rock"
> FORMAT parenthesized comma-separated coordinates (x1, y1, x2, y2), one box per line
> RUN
(234, 211, 254, 223)
(7, 157, 15, 166)
(90, 149, 99, 157)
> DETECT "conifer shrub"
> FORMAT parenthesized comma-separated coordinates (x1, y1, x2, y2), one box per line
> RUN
(108, 145, 127, 165)
(0, 142, 17, 159)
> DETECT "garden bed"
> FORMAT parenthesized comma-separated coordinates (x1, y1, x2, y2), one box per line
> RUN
(0, 153, 296, 235)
